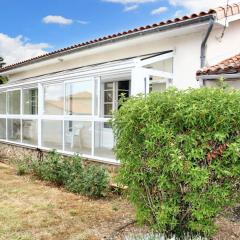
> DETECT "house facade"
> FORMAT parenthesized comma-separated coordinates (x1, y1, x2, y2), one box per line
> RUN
(0, 3, 240, 165)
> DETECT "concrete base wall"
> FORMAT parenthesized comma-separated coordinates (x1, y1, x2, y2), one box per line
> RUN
(0, 142, 119, 176)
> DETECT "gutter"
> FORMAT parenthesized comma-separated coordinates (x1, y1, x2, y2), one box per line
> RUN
(0, 15, 214, 75)
(197, 73, 240, 81)
(200, 17, 215, 68)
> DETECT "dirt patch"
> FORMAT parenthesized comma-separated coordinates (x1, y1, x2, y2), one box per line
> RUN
(0, 163, 134, 240)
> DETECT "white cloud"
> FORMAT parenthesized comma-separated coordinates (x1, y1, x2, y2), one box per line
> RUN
(151, 6, 168, 15)
(169, 0, 236, 13)
(0, 33, 50, 65)
(77, 20, 90, 25)
(42, 15, 73, 25)
(103, 0, 157, 3)
(124, 4, 139, 11)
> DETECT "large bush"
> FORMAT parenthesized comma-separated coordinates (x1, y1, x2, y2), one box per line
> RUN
(112, 88, 240, 238)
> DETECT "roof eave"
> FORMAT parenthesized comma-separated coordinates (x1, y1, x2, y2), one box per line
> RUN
(0, 15, 215, 75)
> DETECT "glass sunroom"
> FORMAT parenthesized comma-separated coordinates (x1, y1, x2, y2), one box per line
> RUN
(0, 51, 173, 164)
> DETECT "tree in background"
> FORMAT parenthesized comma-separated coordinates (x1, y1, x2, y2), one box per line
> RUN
(0, 56, 8, 84)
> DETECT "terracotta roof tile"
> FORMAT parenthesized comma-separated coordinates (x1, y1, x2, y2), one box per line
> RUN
(197, 53, 240, 76)
(1, 2, 240, 73)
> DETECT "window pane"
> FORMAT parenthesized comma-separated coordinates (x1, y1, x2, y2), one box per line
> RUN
(7, 119, 21, 142)
(149, 82, 167, 93)
(104, 104, 113, 117)
(0, 92, 6, 114)
(94, 122, 114, 159)
(44, 84, 64, 115)
(23, 88, 38, 115)
(66, 80, 93, 115)
(0, 119, 6, 139)
(65, 121, 92, 155)
(8, 90, 21, 114)
(42, 120, 63, 149)
(22, 120, 38, 145)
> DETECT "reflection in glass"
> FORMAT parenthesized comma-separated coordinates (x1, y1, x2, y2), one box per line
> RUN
(94, 122, 114, 159)
(0, 119, 6, 139)
(7, 119, 21, 142)
(44, 84, 64, 115)
(42, 120, 63, 149)
(23, 88, 38, 115)
(66, 80, 93, 115)
(8, 90, 21, 114)
(22, 120, 38, 145)
(0, 92, 6, 114)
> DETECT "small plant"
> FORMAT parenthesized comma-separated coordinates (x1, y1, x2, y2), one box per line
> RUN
(17, 151, 109, 198)
(16, 162, 28, 176)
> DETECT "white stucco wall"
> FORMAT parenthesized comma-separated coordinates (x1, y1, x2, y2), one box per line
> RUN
(207, 20, 240, 66)
(5, 18, 240, 91)
(6, 23, 207, 90)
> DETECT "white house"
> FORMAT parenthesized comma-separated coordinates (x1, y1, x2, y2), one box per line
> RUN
(0, 3, 240, 165)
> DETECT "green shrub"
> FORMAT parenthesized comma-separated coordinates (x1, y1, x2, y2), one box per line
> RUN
(16, 162, 28, 176)
(22, 151, 109, 198)
(112, 88, 240, 238)
(81, 165, 109, 197)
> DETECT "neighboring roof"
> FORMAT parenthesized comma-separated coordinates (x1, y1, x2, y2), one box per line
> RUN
(1, 2, 240, 74)
(197, 54, 240, 76)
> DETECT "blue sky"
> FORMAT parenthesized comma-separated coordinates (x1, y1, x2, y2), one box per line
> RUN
(0, 0, 231, 64)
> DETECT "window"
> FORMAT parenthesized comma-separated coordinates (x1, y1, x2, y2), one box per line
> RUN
(22, 120, 38, 145)
(149, 81, 167, 93)
(64, 121, 92, 155)
(7, 90, 21, 114)
(94, 122, 114, 159)
(66, 80, 93, 115)
(44, 84, 64, 115)
(102, 80, 130, 118)
(0, 119, 6, 139)
(7, 119, 21, 142)
(0, 92, 6, 114)
(42, 120, 63, 149)
(23, 88, 38, 115)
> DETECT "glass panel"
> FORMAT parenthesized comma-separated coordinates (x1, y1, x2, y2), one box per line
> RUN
(0, 119, 6, 139)
(23, 88, 38, 115)
(64, 121, 92, 155)
(22, 120, 38, 145)
(149, 82, 167, 93)
(7, 90, 21, 114)
(44, 84, 64, 115)
(0, 92, 6, 114)
(94, 122, 114, 159)
(7, 119, 21, 142)
(104, 104, 113, 117)
(66, 80, 93, 115)
(42, 120, 63, 149)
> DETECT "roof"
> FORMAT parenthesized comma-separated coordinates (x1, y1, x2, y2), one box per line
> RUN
(197, 53, 240, 76)
(1, 2, 240, 74)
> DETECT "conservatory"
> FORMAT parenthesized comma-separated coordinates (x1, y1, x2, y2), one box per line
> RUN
(0, 51, 173, 164)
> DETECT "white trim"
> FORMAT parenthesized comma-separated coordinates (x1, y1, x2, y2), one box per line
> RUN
(197, 73, 240, 81)
(142, 68, 173, 79)
(138, 52, 174, 67)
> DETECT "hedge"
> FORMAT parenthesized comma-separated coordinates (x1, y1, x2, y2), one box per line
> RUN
(112, 87, 240, 238)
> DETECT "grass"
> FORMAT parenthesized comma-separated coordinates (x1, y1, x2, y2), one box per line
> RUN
(0, 162, 135, 240)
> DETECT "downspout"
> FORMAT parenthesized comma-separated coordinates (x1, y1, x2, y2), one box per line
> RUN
(200, 17, 214, 68)
(200, 17, 214, 86)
